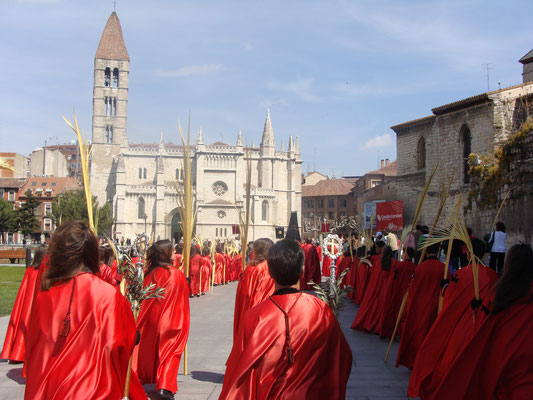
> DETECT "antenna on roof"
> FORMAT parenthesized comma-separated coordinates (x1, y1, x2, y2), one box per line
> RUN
(482, 63, 493, 92)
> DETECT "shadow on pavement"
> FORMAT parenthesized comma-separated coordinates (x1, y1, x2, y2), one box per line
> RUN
(191, 370, 224, 383)
(6, 367, 25, 385)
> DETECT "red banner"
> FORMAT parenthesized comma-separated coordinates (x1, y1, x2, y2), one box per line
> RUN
(376, 200, 404, 231)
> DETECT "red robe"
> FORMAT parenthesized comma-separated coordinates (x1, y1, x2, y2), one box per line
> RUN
(322, 255, 331, 277)
(337, 255, 352, 288)
(98, 263, 119, 286)
(233, 254, 243, 281)
(224, 253, 232, 282)
(1, 266, 40, 362)
(173, 253, 182, 270)
(24, 272, 145, 400)
(353, 258, 371, 305)
(221, 292, 352, 400)
(300, 243, 321, 290)
(432, 286, 533, 400)
(214, 253, 225, 284)
(345, 256, 358, 298)
(351, 256, 394, 334)
(316, 244, 322, 263)
(395, 257, 444, 370)
(200, 256, 212, 293)
(233, 260, 275, 340)
(133, 265, 190, 393)
(189, 254, 202, 295)
(408, 264, 498, 398)
(378, 259, 415, 339)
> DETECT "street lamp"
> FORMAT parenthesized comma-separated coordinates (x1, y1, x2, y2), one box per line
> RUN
(143, 213, 147, 234)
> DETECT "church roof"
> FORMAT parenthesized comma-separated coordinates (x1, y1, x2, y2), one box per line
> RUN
(95, 12, 129, 61)
(519, 49, 533, 64)
(366, 160, 397, 176)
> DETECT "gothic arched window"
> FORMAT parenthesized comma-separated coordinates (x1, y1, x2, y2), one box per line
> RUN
(112, 68, 119, 87)
(104, 67, 111, 87)
(138, 197, 145, 219)
(417, 137, 426, 170)
(143, 168, 147, 179)
(461, 125, 472, 184)
(105, 125, 113, 144)
(262, 200, 269, 221)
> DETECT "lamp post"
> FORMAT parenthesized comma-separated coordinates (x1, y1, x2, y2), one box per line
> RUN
(143, 213, 147, 234)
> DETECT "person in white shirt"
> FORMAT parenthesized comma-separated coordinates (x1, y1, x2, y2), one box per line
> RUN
(489, 221, 507, 275)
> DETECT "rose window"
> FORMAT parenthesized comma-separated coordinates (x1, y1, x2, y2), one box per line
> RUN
(212, 181, 228, 196)
(217, 210, 226, 219)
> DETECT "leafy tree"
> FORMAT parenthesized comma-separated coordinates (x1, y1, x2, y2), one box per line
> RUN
(52, 189, 114, 235)
(0, 198, 17, 242)
(16, 190, 40, 238)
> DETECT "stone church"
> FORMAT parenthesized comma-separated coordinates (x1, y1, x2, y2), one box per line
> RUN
(90, 12, 302, 242)
(392, 50, 533, 243)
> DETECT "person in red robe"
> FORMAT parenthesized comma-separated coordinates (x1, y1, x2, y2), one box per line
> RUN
(173, 244, 183, 270)
(353, 246, 371, 305)
(337, 249, 353, 289)
(232, 238, 275, 341)
(322, 254, 331, 277)
(214, 244, 225, 285)
(408, 238, 499, 398)
(395, 243, 444, 370)
(378, 247, 416, 339)
(24, 220, 145, 400)
(430, 243, 533, 400)
(351, 242, 395, 334)
(233, 253, 243, 281)
(1, 246, 47, 363)
(200, 247, 212, 294)
(189, 245, 202, 297)
(224, 250, 232, 283)
(221, 239, 352, 400)
(97, 244, 121, 286)
(133, 239, 190, 400)
(300, 238, 321, 290)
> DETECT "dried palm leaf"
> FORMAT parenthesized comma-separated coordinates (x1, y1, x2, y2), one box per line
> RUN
(0, 158, 15, 172)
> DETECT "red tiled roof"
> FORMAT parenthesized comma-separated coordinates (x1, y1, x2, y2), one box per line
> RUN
(366, 160, 397, 176)
(19, 177, 81, 197)
(0, 178, 27, 189)
(95, 12, 129, 61)
(301, 178, 354, 197)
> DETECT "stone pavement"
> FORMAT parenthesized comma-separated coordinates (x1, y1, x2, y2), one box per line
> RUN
(0, 280, 413, 399)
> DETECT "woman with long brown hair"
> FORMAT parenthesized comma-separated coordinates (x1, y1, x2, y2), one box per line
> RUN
(24, 221, 145, 399)
(232, 238, 274, 342)
(132, 239, 190, 400)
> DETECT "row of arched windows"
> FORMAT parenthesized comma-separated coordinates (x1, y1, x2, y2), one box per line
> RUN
(416, 124, 472, 184)
(104, 67, 119, 87)
(105, 126, 113, 144)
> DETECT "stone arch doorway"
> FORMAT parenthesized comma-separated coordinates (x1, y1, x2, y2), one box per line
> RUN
(171, 212, 182, 244)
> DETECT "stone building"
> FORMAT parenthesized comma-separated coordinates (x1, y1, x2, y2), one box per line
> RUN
(90, 12, 302, 242)
(392, 50, 533, 243)
(29, 147, 68, 177)
(0, 153, 29, 178)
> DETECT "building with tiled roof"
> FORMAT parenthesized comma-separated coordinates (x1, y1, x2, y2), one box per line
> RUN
(90, 12, 302, 242)
(391, 49, 533, 241)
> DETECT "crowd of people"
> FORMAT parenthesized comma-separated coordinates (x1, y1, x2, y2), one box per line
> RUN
(1, 218, 531, 399)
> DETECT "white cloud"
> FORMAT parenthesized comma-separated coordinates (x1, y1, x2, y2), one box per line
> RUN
(364, 133, 394, 149)
(155, 64, 222, 77)
(267, 77, 321, 103)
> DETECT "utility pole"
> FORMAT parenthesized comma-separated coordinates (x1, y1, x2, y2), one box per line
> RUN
(482, 63, 493, 92)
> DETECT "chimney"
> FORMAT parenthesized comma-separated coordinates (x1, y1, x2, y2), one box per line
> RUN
(385, 158, 389, 166)
(380, 159, 384, 169)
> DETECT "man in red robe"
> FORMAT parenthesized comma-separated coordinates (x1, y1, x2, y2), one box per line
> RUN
(189, 246, 202, 296)
(353, 246, 371, 305)
(395, 243, 444, 370)
(300, 238, 321, 290)
(408, 239, 498, 398)
(221, 239, 352, 400)
(214, 245, 225, 285)
(200, 247, 212, 294)
(232, 238, 275, 341)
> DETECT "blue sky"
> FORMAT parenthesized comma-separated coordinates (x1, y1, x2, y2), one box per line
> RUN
(1, 0, 532, 176)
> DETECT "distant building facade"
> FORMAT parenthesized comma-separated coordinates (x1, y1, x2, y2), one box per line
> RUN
(29, 147, 69, 177)
(0, 153, 29, 178)
(89, 12, 302, 241)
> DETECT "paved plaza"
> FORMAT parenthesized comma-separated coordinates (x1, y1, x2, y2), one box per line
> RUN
(0, 281, 412, 399)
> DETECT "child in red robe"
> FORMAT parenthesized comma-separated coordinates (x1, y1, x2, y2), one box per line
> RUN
(300, 238, 321, 289)
(133, 240, 190, 400)
(221, 239, 352, 400)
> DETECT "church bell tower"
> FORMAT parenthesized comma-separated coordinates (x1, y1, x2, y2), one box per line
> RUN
(90, 11, 129, 205)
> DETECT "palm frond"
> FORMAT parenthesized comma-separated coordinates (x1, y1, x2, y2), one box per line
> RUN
(0, 158, 16, 172)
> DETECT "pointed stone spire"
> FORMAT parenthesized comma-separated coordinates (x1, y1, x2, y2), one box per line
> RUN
(280, 141, 284, 152)
(159, 131, 164, 144)
(261, 109, 275, 149)
(197, 126, 203, 144)
(237, 129, 243, 146)
(288, 136, 294, 152)
(95, 12, 129, 61)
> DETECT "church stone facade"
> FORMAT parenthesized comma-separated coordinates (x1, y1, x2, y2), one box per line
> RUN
(90, 12, 302, 242)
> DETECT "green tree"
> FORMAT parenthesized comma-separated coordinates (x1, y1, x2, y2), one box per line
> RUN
(52, 189, 114, 235)
(0, 198, 17, 242)
(16, 190, 40, 238)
